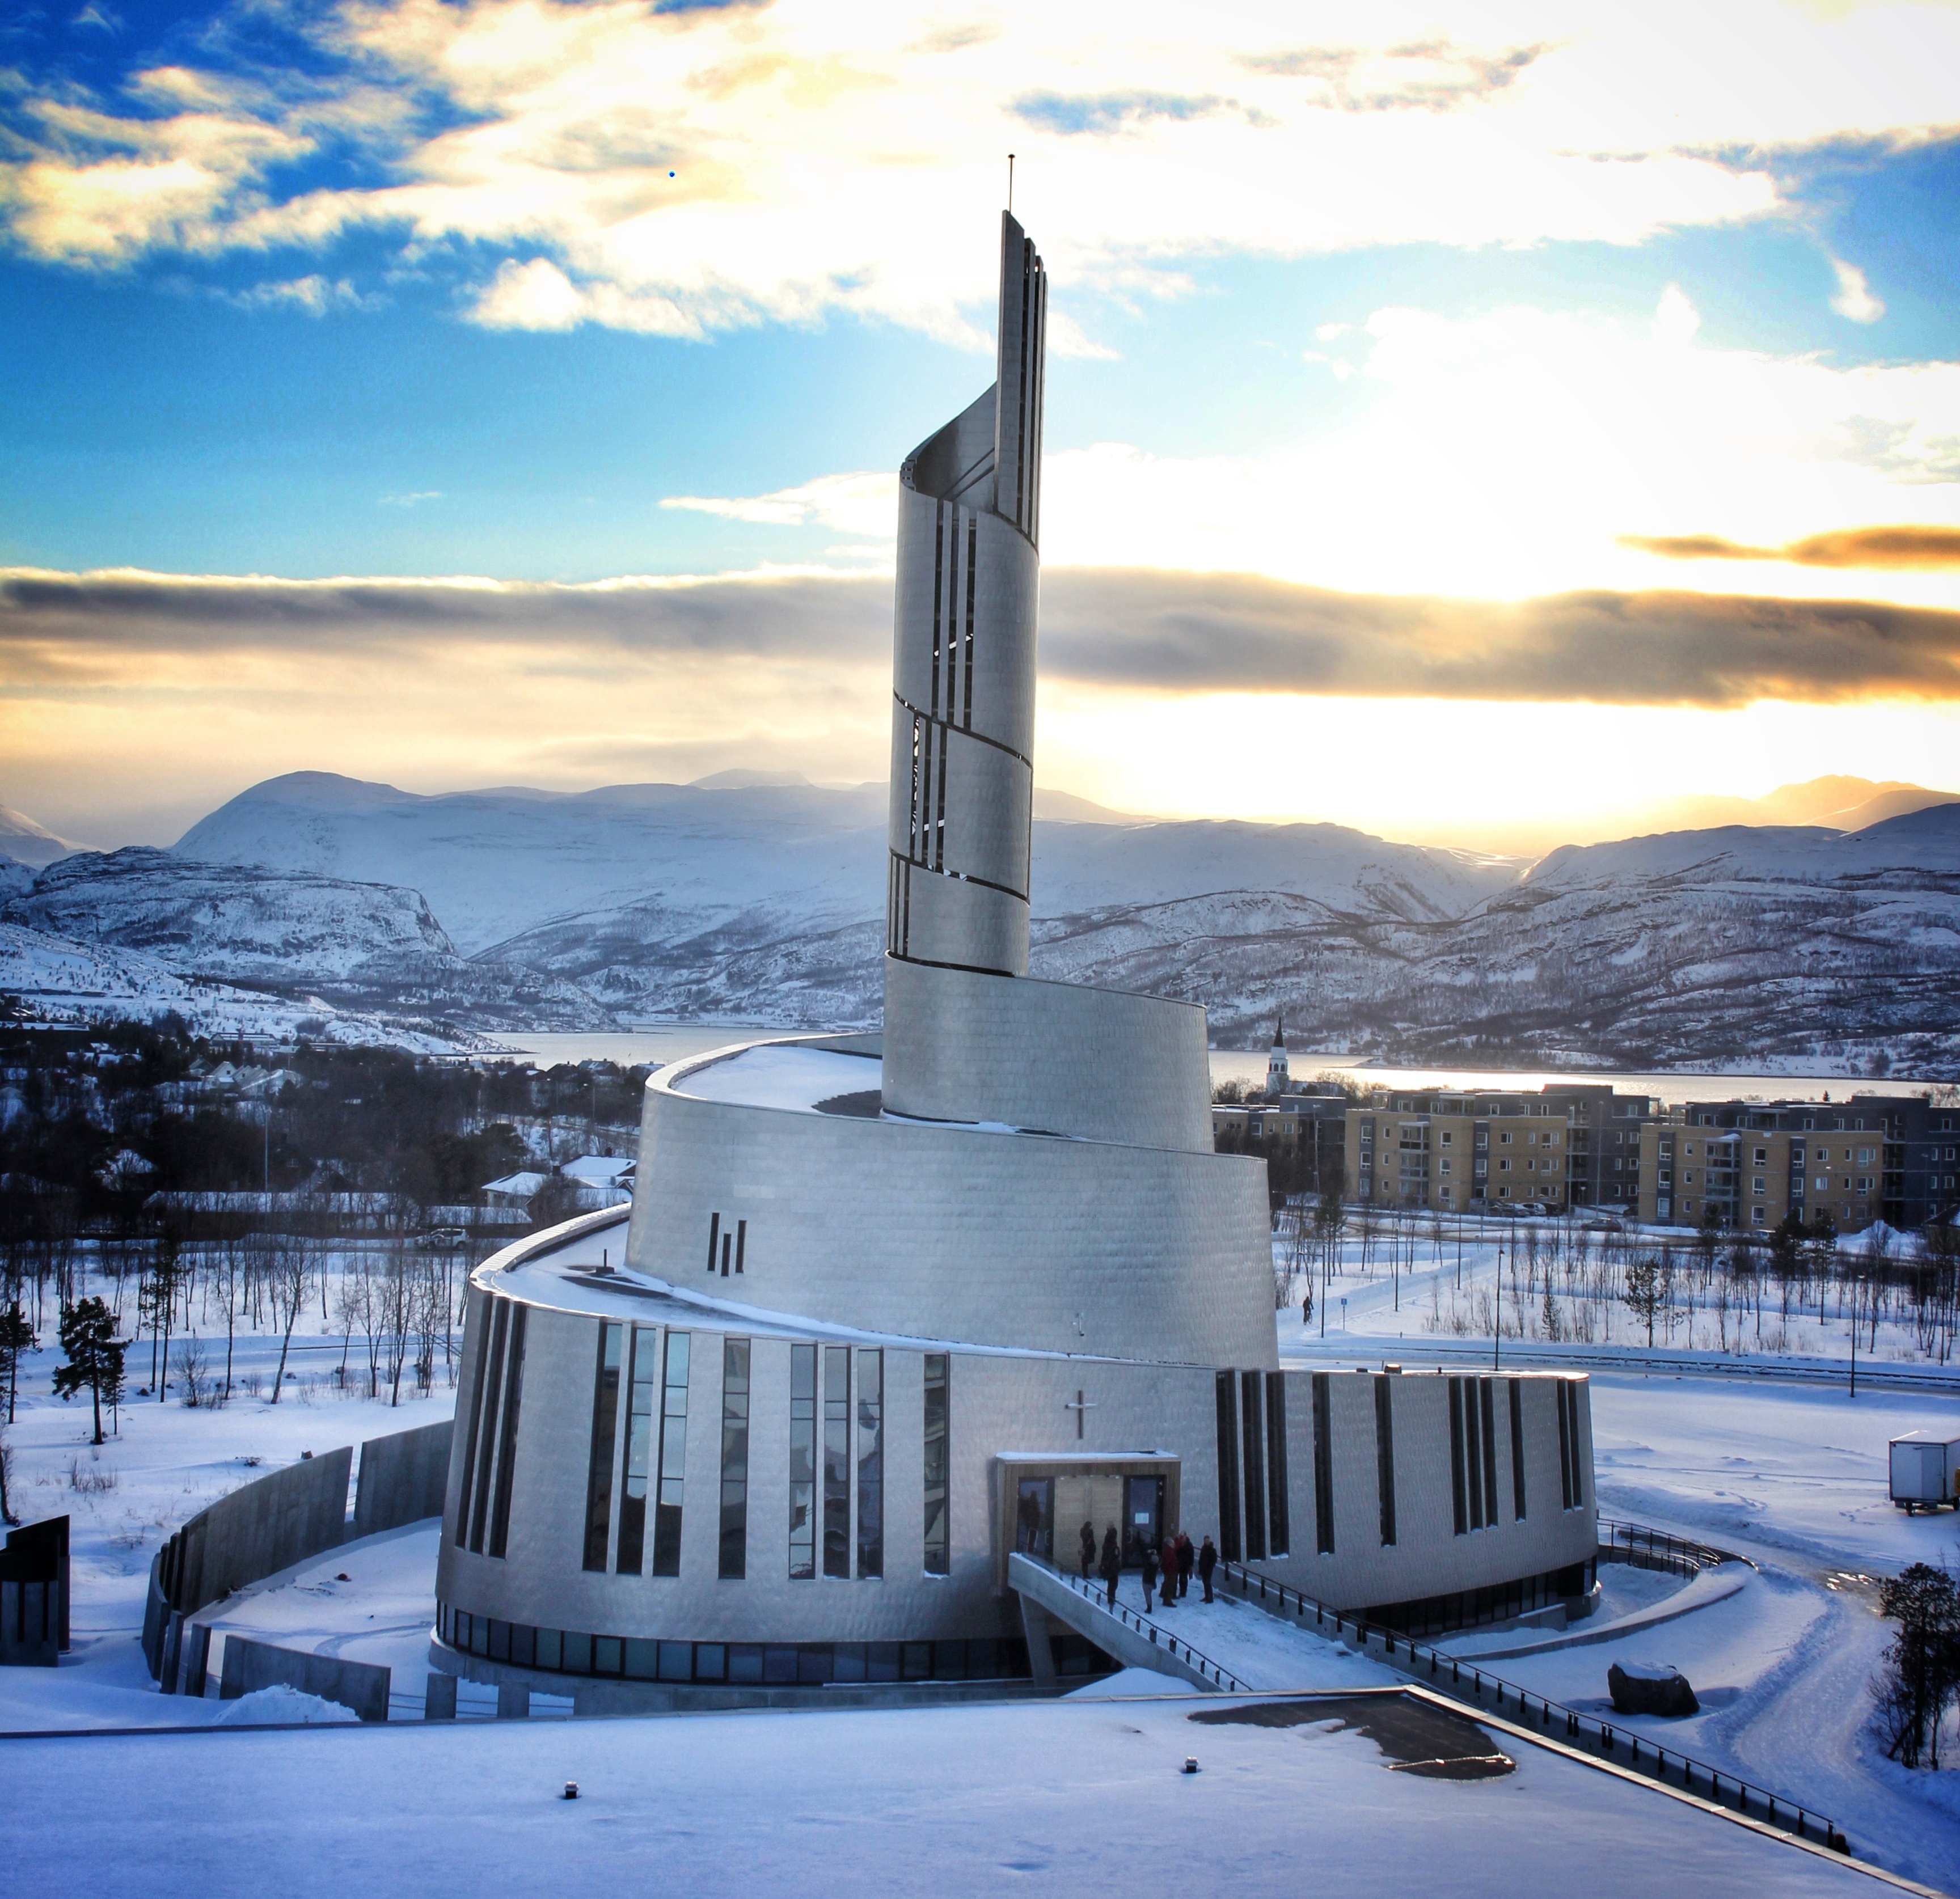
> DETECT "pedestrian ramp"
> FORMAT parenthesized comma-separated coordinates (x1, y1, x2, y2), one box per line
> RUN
(1007, 1555, 1395, 1695)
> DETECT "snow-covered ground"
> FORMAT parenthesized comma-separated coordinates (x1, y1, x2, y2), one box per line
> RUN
(1279, 1219, 1960, 1378)
(6, 1297, 1959, 1890)
(2, 1678, 1917, 1898)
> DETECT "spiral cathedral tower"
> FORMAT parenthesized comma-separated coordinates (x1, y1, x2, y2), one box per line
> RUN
(885, 211, 1047, 982)
(429, 210, 1598, 1704)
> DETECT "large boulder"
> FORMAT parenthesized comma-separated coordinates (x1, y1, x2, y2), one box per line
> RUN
(1608, 1660, 1699, 1716)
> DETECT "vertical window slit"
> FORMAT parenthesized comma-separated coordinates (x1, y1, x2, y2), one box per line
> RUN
(1240, 1369, 1266, 1562)
(1449, 1379, 1468, 1536)
(652, 1332, 688, 1576)
(923, 1354, 949, 1575)
(582, 1322, 623, 1572)
(963, 518, 977, 728)
(1509, 1378, 1527, 1521)
(468, 1299, 508, 1554)
(453, 1296, 494, 1549)
(1215, 1371, 1241, 1563)
(487, 1305, 526, 1560)
(823, 1345, 850, 1579)
(1374, 1372, 1397, 1548)
(719, 1339, 750, 1580)
(616, 1323, 658, 1575)
(1480, 1377, 1499, 1529)
(857, 1350, 883, 1579)
(789, 1343, 816, 1580)
(1265, 1371, 1289, 1558)
(1311, 1372, 1334, 1555)
(734, 1219, 746, 1275)
(705, 1211, 719, 1277)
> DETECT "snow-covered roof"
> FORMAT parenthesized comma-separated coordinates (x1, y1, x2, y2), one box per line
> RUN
(561, 1154, 634, 1185)
(480, 1169, 550, 1200)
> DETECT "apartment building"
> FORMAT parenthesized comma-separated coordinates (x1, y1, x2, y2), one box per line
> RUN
(1637, 1093, 1960, 1233)
(1211, 1085, 1349, 1191)
(1341, 1086, 1661, 1213)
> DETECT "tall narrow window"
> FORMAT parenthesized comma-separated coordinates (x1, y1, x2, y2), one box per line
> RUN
(469, 1299, 509, 1554)
(653, 1331, 689, 1576)
(582, 1322, 623, 1572)
(1464, 1376, 1485, 1529)
(856, 1350, 884, 1579)
(1265, 1372, 1290, 1558)
(1556, 1381, 1574, 1510)
(616, 1324, 658, 1575)
(1473, 1380, 1489, 1528)
(789, 1343, 816, 1579)
(1509, 1378, 1527, 1521)
(487, 1305, 527, 1560)
(1373, 1373, 1397, 1548)
(1311, 1372, 1334, 1555)
(719, 1339, 750, 1580)
(1215, 1371, 1242, 1562)
(823, 1346, 851, 1579)
(1240, 1371, 1266, 1561)
(1565, 1381, 1586, 1508)
(453, 1297, 495, 1549)
(1449, 1378, 1468, 1536)
(922, 1354, 949, 1575)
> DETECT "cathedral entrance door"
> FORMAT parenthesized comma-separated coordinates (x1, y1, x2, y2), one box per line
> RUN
(1054, 1474, 1123, 1576)
(1124, 1475, 1165, 1566)
(1015, 1478, 1054, 1562)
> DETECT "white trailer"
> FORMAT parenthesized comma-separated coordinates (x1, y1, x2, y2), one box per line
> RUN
(1889, 1431, 1960, 1512)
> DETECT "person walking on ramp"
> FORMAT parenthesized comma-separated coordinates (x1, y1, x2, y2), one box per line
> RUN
(1099, 1525, 1122, 1608)
(1079, 1520, 1096, 1581)
(1198, 1533, 1218, 1602)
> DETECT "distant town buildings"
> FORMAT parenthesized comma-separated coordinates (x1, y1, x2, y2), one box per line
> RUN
(1216, 1054, 1960, 1236)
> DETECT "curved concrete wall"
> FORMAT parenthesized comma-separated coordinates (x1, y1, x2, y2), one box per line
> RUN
(880, 957, 1213, 1152)
(437, 1235, 1596, 1663)
(621, 1071, 1275, 1371)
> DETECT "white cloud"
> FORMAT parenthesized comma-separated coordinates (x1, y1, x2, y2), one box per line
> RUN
(661, 472, 899, 542)
(1016, 298, 1960, 607)
(378, 490, 441, 507)
(5, 1, 1957, 340)
(472, 256, 584, 330)
(1652, 282, 1700, 345)
(227, 274, 369, 315)
(1829, 257, 1885, 324)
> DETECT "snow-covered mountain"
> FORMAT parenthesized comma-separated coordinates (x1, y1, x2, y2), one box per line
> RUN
(3, 774, 1955, 1072)
(0, 848, 611, 1041)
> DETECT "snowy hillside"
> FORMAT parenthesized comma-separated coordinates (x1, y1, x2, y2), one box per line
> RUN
(5, 775, 1957, 1069)
(0, 848, 611, 1041)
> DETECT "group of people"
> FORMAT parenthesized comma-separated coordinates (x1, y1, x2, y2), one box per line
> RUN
(1082, 1522, 1217, 1612)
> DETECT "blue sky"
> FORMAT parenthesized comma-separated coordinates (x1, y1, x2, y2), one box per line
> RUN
(3, 1, 1959, 845)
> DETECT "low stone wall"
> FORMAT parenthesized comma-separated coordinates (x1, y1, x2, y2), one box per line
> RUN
(219, 1634, 391, 1723)
(354, 1419, 454, 1539)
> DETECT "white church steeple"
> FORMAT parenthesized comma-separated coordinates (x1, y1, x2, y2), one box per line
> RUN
(1266, 1014, 1288, 1099)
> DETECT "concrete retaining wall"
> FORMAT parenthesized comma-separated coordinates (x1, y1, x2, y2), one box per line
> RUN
(219, 1634, 391, 1722)
(354, 1419, 454, 1538)
(166, 1447, 352, 1618)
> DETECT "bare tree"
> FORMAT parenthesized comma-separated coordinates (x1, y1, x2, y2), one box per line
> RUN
(264, 1229, 312, 1403)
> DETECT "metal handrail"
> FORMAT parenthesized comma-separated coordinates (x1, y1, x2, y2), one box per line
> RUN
(1596, 1516, 1740, 1576)
(1213, 1557, 1842, 1853)
(1028, 1558, 1249, 1694)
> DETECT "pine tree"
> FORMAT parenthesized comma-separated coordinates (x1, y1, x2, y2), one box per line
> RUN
(52, 1297, 126, 1447)
(1622, 1254, 1664, 1348)
(0, 1300, 36, 1424)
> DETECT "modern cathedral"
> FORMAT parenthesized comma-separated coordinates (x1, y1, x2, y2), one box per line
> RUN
(433, 216, 1600, 1699)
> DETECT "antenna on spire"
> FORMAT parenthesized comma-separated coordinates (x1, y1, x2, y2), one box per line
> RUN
(1007, 153, 1015, 213)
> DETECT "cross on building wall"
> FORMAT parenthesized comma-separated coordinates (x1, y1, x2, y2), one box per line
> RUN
(1063, 1389, 1097, 1440)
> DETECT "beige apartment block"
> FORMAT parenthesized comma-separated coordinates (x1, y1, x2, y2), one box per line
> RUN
(1636, 1112, 1887, 1231)
(1344, 1102, 1569, 1212)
